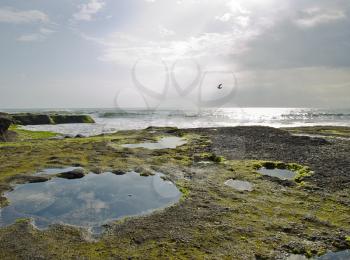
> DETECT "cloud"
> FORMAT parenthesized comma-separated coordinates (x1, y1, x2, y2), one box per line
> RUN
(73, 0, 105, 21)
(0, 7, 49, 24)
(81, 0, 270, 65)
(39, 27, 55, 35)
(86, 31, 256, 65)
(76, 0, 350, 108)
(17, 34, 44, 42)
(17, 27, 55, 42)
(158, 25, 175, 37)
(295, 8, 346, 28)
(215, 13, 233, 22)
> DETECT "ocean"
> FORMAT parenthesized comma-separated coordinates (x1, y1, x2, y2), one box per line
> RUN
(3, 107, 350, 136)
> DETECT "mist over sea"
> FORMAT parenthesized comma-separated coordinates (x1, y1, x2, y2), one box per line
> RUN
(3, 107, 350, 137)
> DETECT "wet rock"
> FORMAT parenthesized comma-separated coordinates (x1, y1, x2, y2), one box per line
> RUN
(9, 175, 50, 184)
(50, 115, 95, 124)
(11, 113, 54, 125)
(91, 168, 103, 174)
(10, 113, 95, 125)
(0, 113, 12, 132)
(57, 169, 86, 179)
(282, 241, 307, 255)
(112, 170, 126, 175)
(0, 113, 13, 141)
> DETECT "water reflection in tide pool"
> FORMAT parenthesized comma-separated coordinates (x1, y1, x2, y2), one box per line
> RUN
(257, 168, 296, 180)
(122, 137, 186, 150)
(317, 250, 350, 260)
(287, 250, 350, 260)
(0, 172, 181, 233)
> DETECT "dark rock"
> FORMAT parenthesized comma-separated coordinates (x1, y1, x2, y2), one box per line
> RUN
(11, 113, 54, 125)
(91, 168, 103, 174)
(72, 163, 83, 167)
(50, 115, 95, 124)
(57, 169, 86, 179)
(10, 113, 95, 125)
(75, 134, 84, 138)
(8, 175, 50, 184)
(112, 170, 126, 175)
(282, 241, 307, 255)
(0, 113, 12, 137)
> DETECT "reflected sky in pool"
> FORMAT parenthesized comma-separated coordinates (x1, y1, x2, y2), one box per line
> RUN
(0, 172, 181, 233)
(122, 137, 186, 150)
(257, 168, 296, 180)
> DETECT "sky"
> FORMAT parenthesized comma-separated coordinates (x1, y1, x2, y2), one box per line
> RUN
(0, 0, 349, 109)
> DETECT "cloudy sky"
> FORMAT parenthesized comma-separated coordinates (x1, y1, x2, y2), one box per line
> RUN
(0, 0, 349, 109)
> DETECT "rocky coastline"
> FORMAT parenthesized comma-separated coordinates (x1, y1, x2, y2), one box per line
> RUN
(0, 125, 349, 259)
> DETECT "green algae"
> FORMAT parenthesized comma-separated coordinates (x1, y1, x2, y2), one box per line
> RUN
(10, 113, 95, 125)
(9, 125, 58, 140)
(283, 126, 350, 138)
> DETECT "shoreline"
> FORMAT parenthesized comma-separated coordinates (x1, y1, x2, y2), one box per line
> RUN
(0, 125, 349, 259)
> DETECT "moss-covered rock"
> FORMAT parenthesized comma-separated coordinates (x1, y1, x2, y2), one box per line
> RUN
(50, 115, 95, 124)
(10, 113, 95, 125)
(0, 113, 12, 136)
(11, 113, 54, 125)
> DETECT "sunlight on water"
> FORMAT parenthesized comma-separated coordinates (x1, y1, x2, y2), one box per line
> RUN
(18, 107, 350, 136)
(122, 137, 186, 150)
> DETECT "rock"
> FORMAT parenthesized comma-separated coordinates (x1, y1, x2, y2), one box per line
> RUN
(57, 169, 86, 179)
(50, 115, 95, 124)
(0, 113, 12, 133)
(75, 134, 84, 138)
(11, 113, 54, 125)
(0, 113, 14, 141)
(112, 170, 126, 175)
(10, 113, 95, 125)
(8, 175, 50, 184)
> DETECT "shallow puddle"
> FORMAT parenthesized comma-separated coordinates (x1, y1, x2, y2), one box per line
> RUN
(224, 179, 253, 192)
(0, 171, 181, 233)
(286, 250, 350, 260)
(257, 168, 296, 180)
(122, 137, 186, 150)
(317, 250, 350, 260)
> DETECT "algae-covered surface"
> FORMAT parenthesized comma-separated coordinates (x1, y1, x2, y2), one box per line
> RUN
(283, 126, 350, 139)
(0, 126, 349, 259)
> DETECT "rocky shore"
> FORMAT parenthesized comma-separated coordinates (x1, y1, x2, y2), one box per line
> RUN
(0, 125, 349, 259)
(0, 113, 13, 141)
(0, 112, 94, 141)
(10, 113, 95, 125)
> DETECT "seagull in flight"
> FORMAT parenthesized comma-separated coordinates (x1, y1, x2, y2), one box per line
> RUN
(217, 83, 223, 90)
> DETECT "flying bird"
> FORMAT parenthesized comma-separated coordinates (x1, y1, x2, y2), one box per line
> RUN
(217, 84, 223, 90)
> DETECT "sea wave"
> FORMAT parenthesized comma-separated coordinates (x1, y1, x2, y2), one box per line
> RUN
(7, 107, 350, 136)
(98, 111, 155, 118)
